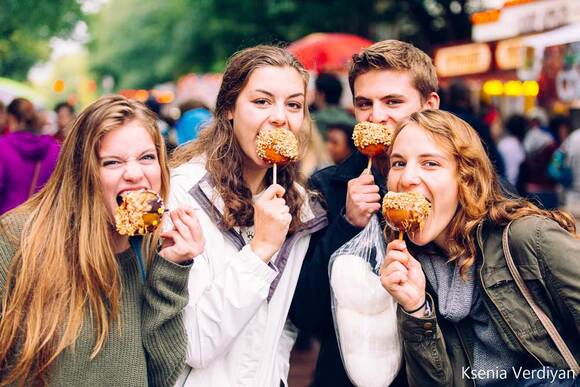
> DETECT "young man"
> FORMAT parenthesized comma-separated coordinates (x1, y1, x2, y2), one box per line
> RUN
(326, 122, 356, 165)
(290, 40, 439, 387)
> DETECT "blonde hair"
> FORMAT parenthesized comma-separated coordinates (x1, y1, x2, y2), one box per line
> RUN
(0, 95, 169, 386)
(171, 45, 310, 233)
(349, 40, 438, 102)
(392, 110, 576, 277)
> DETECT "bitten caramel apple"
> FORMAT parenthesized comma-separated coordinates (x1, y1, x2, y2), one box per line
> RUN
(382, 191, 431, 233)
(352, 122, 394, 157)
(256, 128, 299, 166)
(115, 189, 166, 236)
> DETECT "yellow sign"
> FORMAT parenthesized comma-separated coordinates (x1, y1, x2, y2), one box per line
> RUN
(435, 43, 492, 77)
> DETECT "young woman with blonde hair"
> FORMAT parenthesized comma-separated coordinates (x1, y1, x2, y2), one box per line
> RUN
(170, 45, 327, 386)
(0, 95, 203, 386)
(381, 109, 578, 386)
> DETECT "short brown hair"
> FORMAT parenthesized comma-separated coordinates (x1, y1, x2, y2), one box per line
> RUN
(349, 40, 438, 102)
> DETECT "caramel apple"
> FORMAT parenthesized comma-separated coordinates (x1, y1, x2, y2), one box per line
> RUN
(352, 122, 394, 158)
(115, 189, 166, 236)
(382, 191, 431, 237)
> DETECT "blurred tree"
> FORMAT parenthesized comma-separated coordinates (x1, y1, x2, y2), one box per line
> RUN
(0, 0, 83, 80)
(88, 0, 477, 89)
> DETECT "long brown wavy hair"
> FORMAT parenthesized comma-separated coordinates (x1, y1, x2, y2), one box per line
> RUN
(0, 95, 170, 386)
(171, 45, 310, 233)
(391, 110, 576, 277)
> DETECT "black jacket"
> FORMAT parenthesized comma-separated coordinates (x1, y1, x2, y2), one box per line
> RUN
(290, 151, 407, 386)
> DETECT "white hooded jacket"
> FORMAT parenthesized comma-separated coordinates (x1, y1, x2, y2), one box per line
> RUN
(170, 157, 327, 387)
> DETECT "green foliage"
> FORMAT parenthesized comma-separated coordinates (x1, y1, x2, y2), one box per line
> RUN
(0, 0, 83, 80)
(88, 0, 474, 89)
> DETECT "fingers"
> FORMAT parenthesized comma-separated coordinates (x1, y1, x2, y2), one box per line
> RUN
(262, 183, 286, 199)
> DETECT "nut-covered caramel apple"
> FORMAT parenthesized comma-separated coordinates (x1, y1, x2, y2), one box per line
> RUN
(352, 122, 394, 158)
(115, 189, 166, 236)
(382, 191, 431, 237)
(256, 128, 298, 166)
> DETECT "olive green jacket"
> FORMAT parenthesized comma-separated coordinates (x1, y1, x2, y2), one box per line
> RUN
(398, 216, 580, 387)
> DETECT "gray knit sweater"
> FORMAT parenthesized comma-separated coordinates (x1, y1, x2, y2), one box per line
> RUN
(0, 211, 191, 386)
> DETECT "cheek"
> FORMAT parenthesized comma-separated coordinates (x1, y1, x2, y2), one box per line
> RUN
(289, 112, 305, 133)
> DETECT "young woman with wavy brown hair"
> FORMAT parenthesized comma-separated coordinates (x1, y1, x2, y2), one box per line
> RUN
(169, 45, 327, 386)
(0, 95, 203, 386)
(380, 109, 578, 386)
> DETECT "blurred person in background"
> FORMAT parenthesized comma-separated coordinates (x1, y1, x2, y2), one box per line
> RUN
(557, 122, 580, 226)
(325, 122, 355, 165)
(53, 102, 75, 143)
(447, 80, 505, 177)
(520, 109, 559, 208)
(0, 101, 8, 135)
(312, 72, 356, 137)
(145, 96, 174, 154)
(175, 99, 212, 145)
(497, 114, 527, 188)
(0, 97, 60, 214)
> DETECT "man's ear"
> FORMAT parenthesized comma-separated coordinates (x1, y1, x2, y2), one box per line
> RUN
(424, 92, 440, 109)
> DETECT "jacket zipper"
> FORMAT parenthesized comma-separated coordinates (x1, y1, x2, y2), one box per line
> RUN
(476, 224, 544, 368)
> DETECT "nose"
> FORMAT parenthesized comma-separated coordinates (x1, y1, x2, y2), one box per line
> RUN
(368, 101, 390, 125)
(269, 103, 287, 127)
(399, 162, 421, 189)
(123, 160, 145, 182)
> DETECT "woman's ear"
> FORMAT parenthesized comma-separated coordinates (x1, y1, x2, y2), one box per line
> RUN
(227, 110, 233, 121)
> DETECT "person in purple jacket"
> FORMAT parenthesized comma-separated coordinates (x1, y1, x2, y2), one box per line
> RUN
(0, 98, 60, 214)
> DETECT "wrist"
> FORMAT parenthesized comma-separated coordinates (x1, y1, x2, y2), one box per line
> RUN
(250, 239, 274, 262)
(403, 296, 426, 314)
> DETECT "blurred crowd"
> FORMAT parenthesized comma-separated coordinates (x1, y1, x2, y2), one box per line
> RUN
(1, 75, 579, 224)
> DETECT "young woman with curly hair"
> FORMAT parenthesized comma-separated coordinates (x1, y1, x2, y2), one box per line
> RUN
(381, 109, 578, 386)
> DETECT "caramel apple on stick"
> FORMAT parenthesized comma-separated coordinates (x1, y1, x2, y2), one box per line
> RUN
(256, 128, 298, 185)
(382, 191, 431, 240)
(352, 122, 394, 172)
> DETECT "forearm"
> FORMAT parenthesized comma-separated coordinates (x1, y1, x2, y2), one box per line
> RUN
(398, 295, 454, 387)
(142, 254, 192, 387)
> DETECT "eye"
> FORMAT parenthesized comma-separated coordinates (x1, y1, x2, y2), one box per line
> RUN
(355, 100, 371, 110)
(102, 159, 120, 167)
(385, 99, 403, 106)
(423, 160, 440, 168)
(391, 160, 405, 168)
(141, 153, 157, 162)
(287, 101, 302, 110)
(253, 98, 270, 106)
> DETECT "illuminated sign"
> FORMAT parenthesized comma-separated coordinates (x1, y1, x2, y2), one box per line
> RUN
(495, 38, 524, 70)
(434, 43, 492, 77)
(472, 0, 580, 42)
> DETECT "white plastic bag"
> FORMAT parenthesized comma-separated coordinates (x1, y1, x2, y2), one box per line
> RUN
(329, 215, 402, 387)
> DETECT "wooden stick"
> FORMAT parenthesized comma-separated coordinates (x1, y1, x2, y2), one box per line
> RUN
(398, 230, 404, 241)
(273, 163, 277, 185)
(366, 157, 372, 174)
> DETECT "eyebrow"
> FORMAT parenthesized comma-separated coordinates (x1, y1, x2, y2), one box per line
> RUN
(99, 148, 157, 159)
(254, 89, 305, 99)
(355, 94, 406, 101)
(390, 152, 447, 159)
